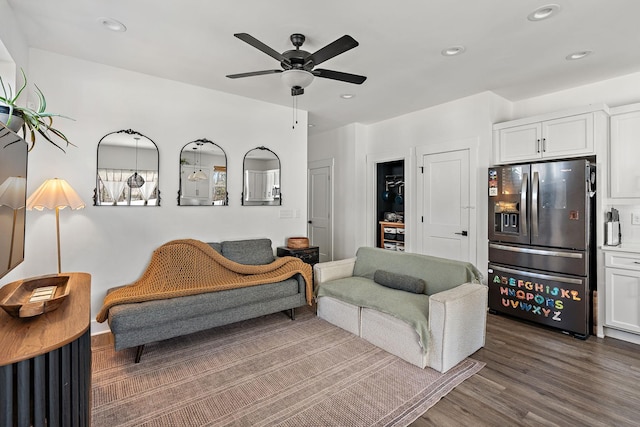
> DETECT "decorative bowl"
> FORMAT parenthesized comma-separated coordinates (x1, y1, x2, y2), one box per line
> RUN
(0, 275, 70, 318)
(287, 237, 309, 249)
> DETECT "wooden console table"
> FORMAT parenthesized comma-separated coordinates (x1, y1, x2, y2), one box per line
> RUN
(0, 272, 91, 427)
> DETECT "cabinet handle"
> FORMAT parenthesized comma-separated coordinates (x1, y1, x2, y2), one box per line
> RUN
(634, 261, 640, 264)
(536, 139, 540, 153)
(542, 138, 546, 152)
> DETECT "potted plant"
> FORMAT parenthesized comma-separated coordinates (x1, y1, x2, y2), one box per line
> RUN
(0, 69, 74, 152)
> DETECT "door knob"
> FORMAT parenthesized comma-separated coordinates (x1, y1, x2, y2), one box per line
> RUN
(454, 231, 468, 236)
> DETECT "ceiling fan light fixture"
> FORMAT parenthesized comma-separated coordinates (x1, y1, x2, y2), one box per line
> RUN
(281, 69, 314, 89)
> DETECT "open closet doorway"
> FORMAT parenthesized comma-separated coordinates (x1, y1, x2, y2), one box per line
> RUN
(308, 159, 333, 262)
(377, 161, 405, 251)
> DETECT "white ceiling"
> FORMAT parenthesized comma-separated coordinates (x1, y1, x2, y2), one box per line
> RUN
(6, 0, 640, 134)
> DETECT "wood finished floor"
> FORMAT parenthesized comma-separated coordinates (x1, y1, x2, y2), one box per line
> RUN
(91, 310, 640, 426)
(412, 313, 640, 427)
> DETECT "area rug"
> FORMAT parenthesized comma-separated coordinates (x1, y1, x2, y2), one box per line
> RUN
(91, 308, 484, 427)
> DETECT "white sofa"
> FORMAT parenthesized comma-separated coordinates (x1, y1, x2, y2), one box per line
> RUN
(314, 247, 488, 373)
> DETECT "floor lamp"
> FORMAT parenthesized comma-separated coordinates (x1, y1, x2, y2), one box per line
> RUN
(0, 176, 27, 270)
(26, 178, 85, 274)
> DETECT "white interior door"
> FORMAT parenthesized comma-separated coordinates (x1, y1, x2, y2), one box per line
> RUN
(308, 160, 333, 262)
(421, 149, 470, 262)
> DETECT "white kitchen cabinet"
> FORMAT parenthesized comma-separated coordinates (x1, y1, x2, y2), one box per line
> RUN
(495, 122, 542, 163)
(244, 169, 279, 201)
(610, 106, 640, 198)
(181, 165, 210, 200)
(495, 113, 594, 164)
(604, 251, 640, 334)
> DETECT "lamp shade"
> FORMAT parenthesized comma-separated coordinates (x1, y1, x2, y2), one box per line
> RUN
(26, 178, 86, 211)
(281, 69, 314, 89)
(127, 172, 145, 189)
(193, 170, 208, 181)
(0, 176, 27, 209)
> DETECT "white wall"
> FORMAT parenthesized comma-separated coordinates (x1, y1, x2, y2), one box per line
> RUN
(310, 91, 512, 274)
(308, 123, 366, 259)
(0, 49, 308, 333)
(368, 92, 513, 274)
(0, 0, 29, 79)
(512, 72, 640, 119)
(311, 74, 640, 282)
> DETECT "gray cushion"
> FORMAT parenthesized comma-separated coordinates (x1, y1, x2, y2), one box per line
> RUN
(207, 242, 222, 253)
(221, 238, 275, 265)
(374, 270, 426, 294)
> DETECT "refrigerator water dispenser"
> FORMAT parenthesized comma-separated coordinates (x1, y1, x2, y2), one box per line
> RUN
(494, 202, 519, 233)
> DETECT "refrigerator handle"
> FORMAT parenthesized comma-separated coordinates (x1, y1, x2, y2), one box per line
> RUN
(532, 171, 539, 237)
(521, 173, 528, 237)
(488, 264, 583, 285)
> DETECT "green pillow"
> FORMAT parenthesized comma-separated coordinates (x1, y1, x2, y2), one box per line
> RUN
(373, 270, 426, 294)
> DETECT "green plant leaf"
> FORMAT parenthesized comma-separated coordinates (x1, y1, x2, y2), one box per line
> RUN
(12, 68, 28, 103)
(0, 67, 74, 151)
(36, 127, 65, 152)
(34, 84, 46, 113)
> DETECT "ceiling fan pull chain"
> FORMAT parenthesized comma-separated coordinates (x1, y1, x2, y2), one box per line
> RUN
(292, 95, 299, 129)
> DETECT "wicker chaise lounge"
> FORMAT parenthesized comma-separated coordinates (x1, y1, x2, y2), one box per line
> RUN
(97, 238, 312, 362)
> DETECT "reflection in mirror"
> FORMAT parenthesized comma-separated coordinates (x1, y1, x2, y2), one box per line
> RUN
(178, 139, 227, 206)
(94, 129, 160, 206)
(242, 146, 281, 206)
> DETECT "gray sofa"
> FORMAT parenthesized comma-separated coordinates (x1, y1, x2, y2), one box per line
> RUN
(315, 247, 487, 373)
(105, 238, 308, 362)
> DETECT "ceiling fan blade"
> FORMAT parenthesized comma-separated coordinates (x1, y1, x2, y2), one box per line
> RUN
(226, 70, 283, 79)
(309, 35, 359, 66)
(234, 33, 291, 66)
(314, 69, 367, 85)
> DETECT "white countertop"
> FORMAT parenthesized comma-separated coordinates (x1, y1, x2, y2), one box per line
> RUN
(601, 243, 640, 253)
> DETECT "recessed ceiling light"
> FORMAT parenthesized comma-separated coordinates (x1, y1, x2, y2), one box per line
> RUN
(340, 94, 355, 99)
(527, 4, 561, 21)
(566, 50, 593, 60)
(97, 17, 127, 32)
(441, 46, 466, 56)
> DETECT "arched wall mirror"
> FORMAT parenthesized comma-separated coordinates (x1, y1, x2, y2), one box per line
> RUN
(178, 139, 228, 206)
(242, 146, 281, 206)
(94, 129, 160, 206)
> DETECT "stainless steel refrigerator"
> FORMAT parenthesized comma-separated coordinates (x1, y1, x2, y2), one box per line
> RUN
(487, 158, 596, 338)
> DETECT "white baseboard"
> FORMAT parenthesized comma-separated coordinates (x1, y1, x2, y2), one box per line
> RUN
(91, 319, 111, 336)
(604, 327, 640, 345)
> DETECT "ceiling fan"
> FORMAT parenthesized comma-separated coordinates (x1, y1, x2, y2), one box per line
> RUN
(226, 33, 367, 96)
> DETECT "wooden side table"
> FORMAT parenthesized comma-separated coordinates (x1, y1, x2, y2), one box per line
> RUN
(0, 272, 91, 427)
(277, 246, 320, 267)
